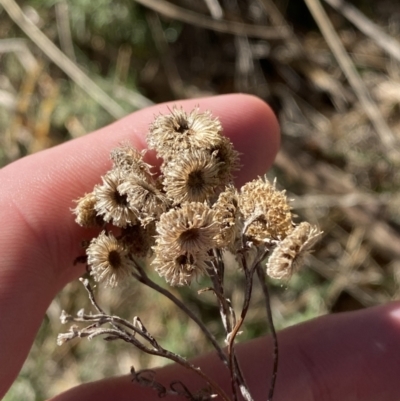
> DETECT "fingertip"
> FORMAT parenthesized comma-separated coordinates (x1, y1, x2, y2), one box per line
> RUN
(218, 94, 280, 185)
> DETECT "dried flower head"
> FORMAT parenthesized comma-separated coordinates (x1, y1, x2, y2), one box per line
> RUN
(162, 150, 221, 204)
(152, 202, 219, 285)
(87, 231, 134, 287)
(239, 177, 293, 242)
(212, 185, 243, 249)
(118, 174, 170, 226)
(152, 251, 209, 287)
(266, 222, 322, 280)
(147, 106, 222, 159)
(210, 136, 241, 184)
(155, 202, 218, 255)
(72, 192, 102, 227)
(94, 169, 138, 227)
(110, 143, 153, 178)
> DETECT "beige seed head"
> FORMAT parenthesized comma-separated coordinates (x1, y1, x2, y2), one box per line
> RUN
(239, 177, 293, 242)
(118, 174, 170, 226)
(152, 202, 219, 285)
(151, 251, 209, 287)
(155, 202, 219, 255)
(87, 231, 134, 288)
(212, 185, 243, 249)
(266, 222, 322, 280)
(110, 143, 153, 178)
(210, 135, 241, 184)
(94, 169, 138, 227)
(147, 106, 222, 160)
(162, 150, 221, 204)
(72, 192, 102, 227)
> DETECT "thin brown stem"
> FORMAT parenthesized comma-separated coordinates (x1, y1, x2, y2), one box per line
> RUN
(226, 255, 256, 401)
(256, 264, 278, 401)
(70, 280, 232, 401)
(76, 322, 232, 401)
(131, 262, 228, 366)
(134, 0, 287, 40)
(209, 252, 235, 334)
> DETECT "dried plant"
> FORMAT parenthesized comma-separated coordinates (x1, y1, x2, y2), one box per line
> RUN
(60, 106, 322, 401)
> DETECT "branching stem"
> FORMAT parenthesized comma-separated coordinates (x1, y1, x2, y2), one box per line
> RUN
(131, 261, 228, 366)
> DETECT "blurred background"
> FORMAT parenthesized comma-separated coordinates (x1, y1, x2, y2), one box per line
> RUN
(1, 0, 400, 399)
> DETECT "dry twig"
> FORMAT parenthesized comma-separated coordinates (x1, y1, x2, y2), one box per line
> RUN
(0, 0, 133, 119)
(134, 0, 288, 40)
(146, 11, 185, 99)
(203, 0, 224, 20)
(303, 0, 399, 157)
(55, 1, 76, 62)
(324, 0, 400, 64)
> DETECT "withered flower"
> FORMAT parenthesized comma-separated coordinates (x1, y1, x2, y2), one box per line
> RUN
(152, 202, 219, 285)
(110, 143, 153, 179)
(152, 252, 209, 287)
(94, 169, 137, 227)
(155, 202, 218, 255)
(162, 150, 221, 204)
(118, 174, 170, 226)
(266, 222, 322, 280)
(212, 185, 243, 249)
(72, 192, 102, 227)
(87, 231, 134, 287)
(210, 136, 241, 184)
(147, 106, 222, 159)
(239, 177, 293, 242)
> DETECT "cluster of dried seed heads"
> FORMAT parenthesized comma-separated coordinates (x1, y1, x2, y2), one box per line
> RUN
(73, 106, 322, 287)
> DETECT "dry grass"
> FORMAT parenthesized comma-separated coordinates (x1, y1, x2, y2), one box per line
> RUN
(1, 0, 400, 399)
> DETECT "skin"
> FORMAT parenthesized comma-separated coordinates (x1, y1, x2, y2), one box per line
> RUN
(1, 94, 399, 401)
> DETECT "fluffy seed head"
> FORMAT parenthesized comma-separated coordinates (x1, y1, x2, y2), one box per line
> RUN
(212, 185, 243, 249)
(72, 192, 102, 227)
(162, 150, 221, 204)
(110, 143, 153, 178)
(155, 202, 219, 254)
(239, 177, 293, 242)
(266, 222, 322, 280)
(94, 169, 138, 227)
(147, 106, 222, 159)
(152, 251, 209, 287)
(210, 136, 241, 184)
(152, 202, 219, 285)
(118, 174, 170, 226)
(87, 231, 134, 287)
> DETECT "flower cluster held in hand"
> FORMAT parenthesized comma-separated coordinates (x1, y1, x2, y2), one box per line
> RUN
(73, 106, 322, 288)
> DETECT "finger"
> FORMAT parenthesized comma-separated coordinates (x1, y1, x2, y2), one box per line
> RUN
(0, 94, 279, 397)
(49, 301, 400, 401)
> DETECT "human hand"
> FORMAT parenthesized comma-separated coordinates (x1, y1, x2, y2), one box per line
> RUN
(1, 94, 399, 401)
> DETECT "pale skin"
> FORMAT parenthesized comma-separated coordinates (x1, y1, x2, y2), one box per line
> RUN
(1, 94, 400, 401)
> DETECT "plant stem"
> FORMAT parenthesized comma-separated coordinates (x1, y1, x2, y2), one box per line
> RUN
(131, 262, 228, 365)
(256, 264, 279, 401)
